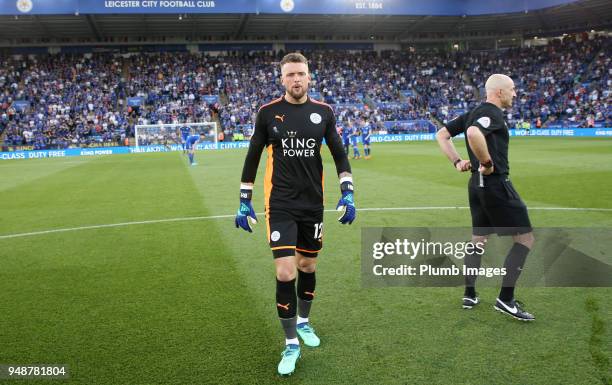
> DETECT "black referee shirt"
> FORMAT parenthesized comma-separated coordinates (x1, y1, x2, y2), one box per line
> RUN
(445, 102, 510, 176)
(241, 96, 351, 210)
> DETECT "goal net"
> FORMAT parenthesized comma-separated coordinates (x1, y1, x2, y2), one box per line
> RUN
(134, 122, 218, 149)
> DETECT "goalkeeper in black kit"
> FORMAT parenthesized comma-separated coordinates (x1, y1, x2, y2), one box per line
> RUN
(234, 53, 356, 375)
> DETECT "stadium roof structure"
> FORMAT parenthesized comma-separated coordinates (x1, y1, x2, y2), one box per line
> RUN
(0, 0, 610, 45)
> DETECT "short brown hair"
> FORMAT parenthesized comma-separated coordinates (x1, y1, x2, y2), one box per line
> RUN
(279, 52, 308, 69)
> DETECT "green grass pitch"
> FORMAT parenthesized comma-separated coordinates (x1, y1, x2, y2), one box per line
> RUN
(0, 138, 610, 384)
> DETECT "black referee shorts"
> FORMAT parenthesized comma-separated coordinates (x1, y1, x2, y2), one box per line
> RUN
(265, 206, 324, 259)
(468, 173, 532, 236)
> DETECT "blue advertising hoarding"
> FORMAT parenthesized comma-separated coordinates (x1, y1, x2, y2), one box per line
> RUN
(2, 0, 255, 15)
(0, 141, 250, 160)
(1, 128, 610, 161)
(7, 0, 75, 14)
(1, 0, 578, 15)
(257, 0, 579, 15)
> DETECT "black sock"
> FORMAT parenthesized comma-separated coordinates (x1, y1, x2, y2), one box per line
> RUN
(499, 243, 530, 302)
(280, 318, 297, 342)
(464, 249, 482, 298)
(276, 279, 297, 340)
(297, 270, 316, 320)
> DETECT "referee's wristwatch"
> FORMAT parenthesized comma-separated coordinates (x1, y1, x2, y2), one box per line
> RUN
(481, 159, 493, 169)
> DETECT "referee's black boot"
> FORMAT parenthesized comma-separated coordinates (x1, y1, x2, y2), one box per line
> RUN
(494, 298, 535, 321)
(462, 295, 480, 309)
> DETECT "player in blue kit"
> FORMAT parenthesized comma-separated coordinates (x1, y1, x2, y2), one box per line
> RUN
(179, 124, 192, 154)
(350, 123, 361, 159)
(341, 120, 352, 155)
(185, 133, 205, 166)
(360, 116, 372, 159)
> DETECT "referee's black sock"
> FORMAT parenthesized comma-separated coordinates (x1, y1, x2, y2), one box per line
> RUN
(499, 243, 530, 302)
(276, 278, 297, 341)
(297, 269, 316, 321)
(463, 249, 482, 298)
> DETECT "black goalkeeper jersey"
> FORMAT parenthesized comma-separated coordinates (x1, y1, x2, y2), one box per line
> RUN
(241, 96, 351, 210)
(445, 102, 511, 176)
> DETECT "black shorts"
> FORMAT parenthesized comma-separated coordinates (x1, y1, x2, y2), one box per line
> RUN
(265, 206, 324, 258)
(468, 173, 532, 236)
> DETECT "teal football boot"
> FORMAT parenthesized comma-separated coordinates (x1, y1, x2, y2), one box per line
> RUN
(297, 323, 320, 347)
(277, 344, 300, 375)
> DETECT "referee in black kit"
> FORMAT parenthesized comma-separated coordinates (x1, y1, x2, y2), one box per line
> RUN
(436, 74, 535, 321)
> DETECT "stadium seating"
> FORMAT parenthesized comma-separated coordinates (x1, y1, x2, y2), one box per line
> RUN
(0, 34, 609, 150)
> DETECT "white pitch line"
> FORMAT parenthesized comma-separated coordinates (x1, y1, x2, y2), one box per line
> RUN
(0, 214, 235, 240)
(360, 206, 612, 212)
(1, 206, 611, 240)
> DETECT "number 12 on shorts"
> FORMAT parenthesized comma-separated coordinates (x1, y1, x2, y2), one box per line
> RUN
(314, 222, 323, 240)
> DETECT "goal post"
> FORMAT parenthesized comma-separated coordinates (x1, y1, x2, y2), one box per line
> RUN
(134, 122, 218, 149)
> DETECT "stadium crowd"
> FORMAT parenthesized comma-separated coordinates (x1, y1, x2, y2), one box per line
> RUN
(0, 33, 609, 150)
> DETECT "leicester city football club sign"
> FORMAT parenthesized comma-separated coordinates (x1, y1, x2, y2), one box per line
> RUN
(0, 0, 580, 15)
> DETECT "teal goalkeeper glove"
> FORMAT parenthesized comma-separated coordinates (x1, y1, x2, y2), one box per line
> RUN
(235, 188, 257, 232)
(336, 179, 356, 225)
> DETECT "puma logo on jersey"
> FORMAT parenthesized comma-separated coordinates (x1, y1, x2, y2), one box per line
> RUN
(277, 303, 290, 311)
(275, 114, 285, 122)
